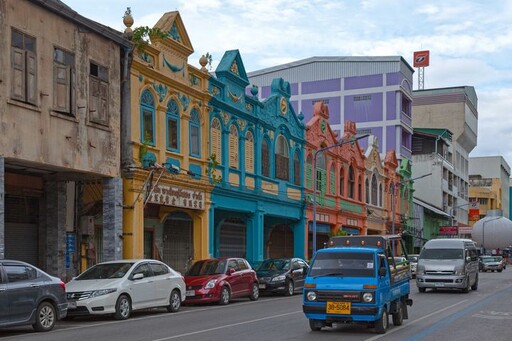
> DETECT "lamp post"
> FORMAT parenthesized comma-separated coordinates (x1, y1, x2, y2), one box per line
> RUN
(449, 202, 471, 227)
(481, 217, 500, 255)
(312, 134, 369, 256)
(390, 173, 431, 254)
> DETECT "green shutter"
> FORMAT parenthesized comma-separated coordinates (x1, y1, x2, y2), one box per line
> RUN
(306, 163, 312, 189)
(330, 169, 336, 195)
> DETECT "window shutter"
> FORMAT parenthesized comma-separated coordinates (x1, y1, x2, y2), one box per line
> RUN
(320, 169, 327, 193)
(99, 80, 108, 124)
(211, 124, 222, 162)
(89, 77, 99, 121)
(11, 47, 26, 101)
(306, 163, 312, 189)
(54, 64, 70, 112)
(330, 168, 336, 194)
(245, 137, 254, 173)
(26, 50, 37, 105)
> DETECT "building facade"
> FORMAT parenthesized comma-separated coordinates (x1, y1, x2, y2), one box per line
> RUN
(122, 11, 213, 273)
(247, 56, 415, 164)
(207, 50, 306, 264)
(0, 0, 130, 278)
(412, 87, 478, 229)
(469, 156, 510, 219)
(304, 103, 367, 255)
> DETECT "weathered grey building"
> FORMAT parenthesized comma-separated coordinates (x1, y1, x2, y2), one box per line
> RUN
(0, 0, 131, 279)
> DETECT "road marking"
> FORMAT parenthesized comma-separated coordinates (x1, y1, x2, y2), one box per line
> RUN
(365, 299, 469, 341)
(150, 311, 303, 340)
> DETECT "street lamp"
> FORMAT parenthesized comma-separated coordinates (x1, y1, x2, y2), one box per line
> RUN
(482, 217, 500, 255)
(449, 202, 471, 227)
(390, 173, 431, 254)
(312, 134, 369, 256)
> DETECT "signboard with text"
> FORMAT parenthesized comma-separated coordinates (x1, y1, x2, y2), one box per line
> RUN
(439, 226, 458, 235)
(147, 184, 205, 210)
(469, 201, 480, 221)
(413, 50, 430, 67)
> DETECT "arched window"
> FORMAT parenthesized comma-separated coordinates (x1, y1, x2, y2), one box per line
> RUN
(210, 118, 222, 163)
(348, 166, 355, 199)
(358, 176, 363, 202)
(365, 178, 370, 204)
(229, 124, 239, 169)
(245, 131, 254, 173)
(293, 151, 301, 186)
(166, 99, 180, 151)
(275, 135, 289, 180)
(316, 153, 326, 193)
(140, 90, 155, 145)
(189, 108, 200, 157)
(371, 174, 378, 206)
(339, 168, 345, 197)
(379, 184, 383, 206)
(261, 139, 270, 177)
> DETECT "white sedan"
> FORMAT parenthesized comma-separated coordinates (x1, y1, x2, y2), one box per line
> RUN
(66, 259, 185, 320)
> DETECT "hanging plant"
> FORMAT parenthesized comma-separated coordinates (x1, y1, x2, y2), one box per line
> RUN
(206, 153, 222, 184)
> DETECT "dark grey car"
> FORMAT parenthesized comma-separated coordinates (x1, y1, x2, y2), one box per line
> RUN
(0, 260, 67, 332)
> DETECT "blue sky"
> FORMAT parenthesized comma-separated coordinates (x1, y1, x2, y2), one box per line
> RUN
(62, 0, 512, 169)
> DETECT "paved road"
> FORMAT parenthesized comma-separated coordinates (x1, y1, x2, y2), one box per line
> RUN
(1, 269, 512, 341)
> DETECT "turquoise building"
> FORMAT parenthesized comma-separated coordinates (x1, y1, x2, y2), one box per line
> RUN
(207, 50, 307, 264)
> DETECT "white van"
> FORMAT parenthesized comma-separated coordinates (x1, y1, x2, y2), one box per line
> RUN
(416, 238, 479, 293)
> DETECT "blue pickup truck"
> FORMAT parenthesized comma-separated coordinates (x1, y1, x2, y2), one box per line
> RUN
(302, 235, 413, 334)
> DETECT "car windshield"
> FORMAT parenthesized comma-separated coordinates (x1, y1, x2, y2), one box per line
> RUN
(257, 259, 290, 271)
(186, 260, 227, 276)
(482, 257, 498, 263)
(420, 248, 463, 260)
(76, 262, 134, 280)
(309, 251, 375, 278)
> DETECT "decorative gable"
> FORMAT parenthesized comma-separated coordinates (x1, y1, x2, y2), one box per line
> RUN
(152, 11, 194, 56)
(215, 50, 249, 88)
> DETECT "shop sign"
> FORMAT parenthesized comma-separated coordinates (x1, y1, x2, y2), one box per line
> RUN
(439, 226, 458, 235)
(148, 184, 204, 210)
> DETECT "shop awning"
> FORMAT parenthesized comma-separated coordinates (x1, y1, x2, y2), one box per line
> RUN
(413, 198, 450, 218)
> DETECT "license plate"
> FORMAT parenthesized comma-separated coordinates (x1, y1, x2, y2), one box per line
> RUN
(185, 290, 195, 296)
(259, 284, 266, 289)
(434, 282, 444, 287)
(67, 301, 77, 309)
(326, 301, 351, 314)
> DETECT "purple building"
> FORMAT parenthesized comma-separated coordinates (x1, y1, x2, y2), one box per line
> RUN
(248, 56, 415, 163)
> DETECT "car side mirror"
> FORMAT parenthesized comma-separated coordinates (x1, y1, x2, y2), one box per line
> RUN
(379, 267, 387, 277)
(133, 273, 144, 280)
(466, 256, 471, 262)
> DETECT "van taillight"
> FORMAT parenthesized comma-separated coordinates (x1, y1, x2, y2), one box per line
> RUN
(59, 280, 66, 291)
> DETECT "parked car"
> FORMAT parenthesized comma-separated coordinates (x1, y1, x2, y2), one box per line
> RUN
(255, 258, 309, 296)
(0, 260, 67, 332)
(495, 256, 507, 270)
(409, 254, 419, 278)
(66, 259, 185, 320)
(184, 258, 259, 305)
(479, 256, 503, 272)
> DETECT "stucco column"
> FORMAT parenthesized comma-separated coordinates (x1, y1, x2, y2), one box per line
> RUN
(0, 157, 4, 259)
(247, 209, 264, 263)
(45, 181, 67, 278)
(208, 203, 216, 258)
(293, 216, 306, 260)
(103, 177, 123, 261)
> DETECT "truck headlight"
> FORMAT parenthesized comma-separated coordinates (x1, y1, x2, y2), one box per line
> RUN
(454, 268, 465, 275)
(362, 292, 373, 303)
(306, 291, 317, 301)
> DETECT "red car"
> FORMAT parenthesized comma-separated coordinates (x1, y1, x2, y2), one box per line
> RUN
(183, 258, 259, 305)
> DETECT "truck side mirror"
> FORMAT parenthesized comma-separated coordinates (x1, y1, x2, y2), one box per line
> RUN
(379, 267, 387, 277)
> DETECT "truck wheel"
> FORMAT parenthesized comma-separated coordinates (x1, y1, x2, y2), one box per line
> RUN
(309, 319, 324, 331)
(418, 287, 426, 293)
(375, 309, 388, 334)
(462, 277, 470, 293)
(392, 301, 404, 326)
(471, 274, 478, 291)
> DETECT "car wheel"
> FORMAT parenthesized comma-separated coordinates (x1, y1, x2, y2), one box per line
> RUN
(32, 301, 56, 332)
(498, 269, 503, 272)
(462, 277, 470, 293)
(375, 309, 389, 334)
(167, 289, 181, 313)
(249, 282, 259, 301)
(418, 287, 426, 293)
(219, 286, 230, 305)
(471, 274, 479, 291)
(114, 294, 131, 320)
(309, 319, 324, 331)
(285, 280, 294, 296)
(392, 301, 404, 326)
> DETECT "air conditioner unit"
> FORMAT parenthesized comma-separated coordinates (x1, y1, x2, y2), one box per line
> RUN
(80, 216, 95, 236)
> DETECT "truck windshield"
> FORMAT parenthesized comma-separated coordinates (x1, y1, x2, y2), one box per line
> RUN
(309, 251, 375, 277)
(420, 248, 463, 260)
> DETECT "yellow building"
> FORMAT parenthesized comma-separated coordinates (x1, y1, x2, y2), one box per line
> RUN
(122, 11, 213, 272)
(468, 176, 502, 225)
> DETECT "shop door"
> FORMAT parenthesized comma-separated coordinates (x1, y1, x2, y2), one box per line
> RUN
(4, 196, 39, 265)
(268, 224, 294, 258)
(219, 219, 246, 258)
(163, 212, 193, 273)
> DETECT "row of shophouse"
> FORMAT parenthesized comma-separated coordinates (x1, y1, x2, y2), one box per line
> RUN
(0, 0, 478, 279)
